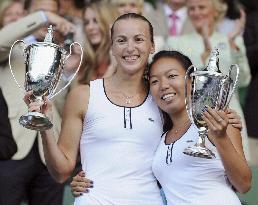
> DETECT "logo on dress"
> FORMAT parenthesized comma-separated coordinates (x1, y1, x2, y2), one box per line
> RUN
(186, 140, 194, 143)
(148, 118, 154, 122)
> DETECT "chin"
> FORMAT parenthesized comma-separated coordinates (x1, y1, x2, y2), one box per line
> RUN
(91, 40, 101, 46)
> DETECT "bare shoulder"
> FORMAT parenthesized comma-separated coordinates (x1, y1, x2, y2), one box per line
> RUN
(63, 84, 90, 118)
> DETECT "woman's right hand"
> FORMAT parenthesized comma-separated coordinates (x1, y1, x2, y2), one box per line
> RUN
(24, 91, 53, 122)
(70, 171, 94, 197)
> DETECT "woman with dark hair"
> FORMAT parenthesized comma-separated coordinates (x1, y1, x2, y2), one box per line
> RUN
(149, 50, 251, 205)
(70, 49, 251, 204)
(166, 0, 251, 161)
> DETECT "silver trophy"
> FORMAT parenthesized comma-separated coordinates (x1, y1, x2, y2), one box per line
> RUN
(183, 47, 239, 159)
(9, 25, 83, 131)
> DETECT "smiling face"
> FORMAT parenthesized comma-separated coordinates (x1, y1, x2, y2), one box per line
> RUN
(150, 57, 187, 115)
(187, 0, 217, 33)
(111, 18, 154, 75)
(84, 7, 103, 47)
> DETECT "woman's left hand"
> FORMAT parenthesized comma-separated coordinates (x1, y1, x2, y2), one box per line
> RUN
(202, 106, 229, 139)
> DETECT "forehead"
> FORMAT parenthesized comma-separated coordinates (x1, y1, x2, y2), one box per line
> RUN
(166, 0, 186, 4)
(84, 7, 96, 17)
(187, 0, 212, 6)
(150, 57, 185, 75)
(5, 2, 23, 13)
(112, 0, 142, 5)
(113, 18, 150, 37)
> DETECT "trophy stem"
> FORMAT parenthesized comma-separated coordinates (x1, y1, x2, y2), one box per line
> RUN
(183, 129, 215, 159)
(196, 129, 207, 147)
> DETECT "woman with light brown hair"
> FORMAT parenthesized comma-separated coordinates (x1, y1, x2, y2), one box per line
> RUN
(78, 1, 118, 84)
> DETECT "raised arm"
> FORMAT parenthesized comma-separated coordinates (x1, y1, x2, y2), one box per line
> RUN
(0, 11, 74, 63)
(25, 84, 89, 183)
(203, 107, 252, 193)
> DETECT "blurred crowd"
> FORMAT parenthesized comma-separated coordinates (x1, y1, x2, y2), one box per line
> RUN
(0, 0, 257, 204)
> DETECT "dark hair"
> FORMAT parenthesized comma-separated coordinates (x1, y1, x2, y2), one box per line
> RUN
(110, 13, 154, 44)
(225, 0, 241, 19)
(240, 0, 258, 12)
(149, 50, 192, 74)
(149, 50, 193, 132)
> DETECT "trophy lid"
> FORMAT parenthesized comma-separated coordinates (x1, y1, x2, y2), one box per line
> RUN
(205, 47, 221, 73)
(44, 25, 54, 43)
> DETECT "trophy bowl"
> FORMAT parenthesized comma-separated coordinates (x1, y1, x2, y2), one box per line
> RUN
(183, 48, 239, 159)
(9, 25, 83, 131)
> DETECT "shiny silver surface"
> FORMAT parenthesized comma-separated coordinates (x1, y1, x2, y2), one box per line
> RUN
(184, 48, 239, 159)
(9, 25, 83, 131)
(24, 43, 63, 98)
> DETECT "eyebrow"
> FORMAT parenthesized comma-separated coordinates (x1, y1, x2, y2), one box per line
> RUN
(149, 68, 179, 78)
(115, 33, 146, 38)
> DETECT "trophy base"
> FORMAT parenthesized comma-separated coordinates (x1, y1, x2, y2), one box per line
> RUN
(183, 145, 215, 159)
(19, 112, 53, 131)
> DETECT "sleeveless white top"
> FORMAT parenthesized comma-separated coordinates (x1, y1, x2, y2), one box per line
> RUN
(152, 124, 241, 205)
(75, 79, 164, 205)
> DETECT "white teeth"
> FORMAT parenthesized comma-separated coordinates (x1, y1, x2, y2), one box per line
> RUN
(124, 55, 138, 61)
(162, 94, 175, 101)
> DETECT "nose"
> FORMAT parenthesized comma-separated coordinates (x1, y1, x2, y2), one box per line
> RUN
(127, 39, 135, 53)
(160, 78, 169, 91)
(87, 20, 95, 30)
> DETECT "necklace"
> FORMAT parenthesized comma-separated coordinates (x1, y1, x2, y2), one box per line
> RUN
(109, 74, 147, 105)
(166, 120, 191, 145)
(170, 120, 191, 136)
(123, 94, 135, 104)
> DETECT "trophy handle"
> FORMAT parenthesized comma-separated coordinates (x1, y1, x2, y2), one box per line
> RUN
(224, 64, 239, 108)
(185, 65, 196, 124)
(48, 42, 83, 100)
(8, 40, 27, 94)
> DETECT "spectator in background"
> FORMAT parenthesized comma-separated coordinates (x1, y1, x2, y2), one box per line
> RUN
(110, 0, 143, 15)
(0, 88, 17, 160)
(0, 0, 74, 204)
(24, 0, 64, 44)
(242, 0, 258, 166)
(166, 0, 251, 161)
(0, 0, 27, 27)
(25, 0, 73, 45)
(0, 0, 74, 62)
(217, 0, 246, 37)
(58, 0, 86, 46)
(77, 1, 118, 84)
(145, 0, 194, 38)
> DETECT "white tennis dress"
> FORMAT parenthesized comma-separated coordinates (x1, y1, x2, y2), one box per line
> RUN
(152, 124, 242, 205)
(74, 79, 164, 205)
